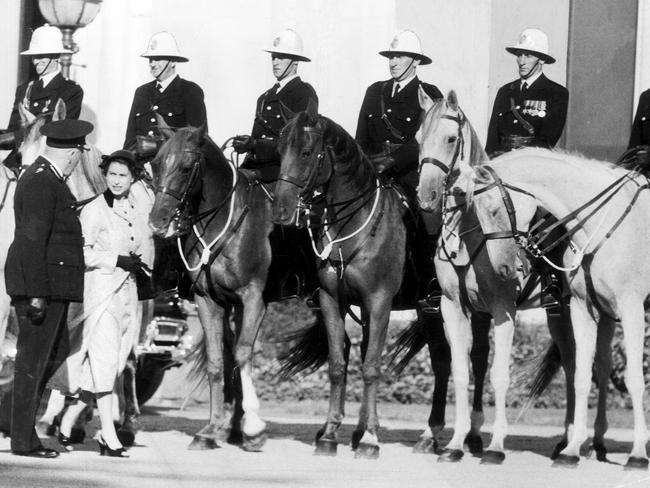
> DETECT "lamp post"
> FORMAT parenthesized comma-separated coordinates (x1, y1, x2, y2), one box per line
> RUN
(37, 0, 103, 79)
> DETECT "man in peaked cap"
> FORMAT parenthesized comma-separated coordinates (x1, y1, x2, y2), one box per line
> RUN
(4, 119, 91, 458)
(123, 31, 207, 154)
(0, 24, 84, 169)
(233, 28, 318, 182)
(485, 28, 569, 156)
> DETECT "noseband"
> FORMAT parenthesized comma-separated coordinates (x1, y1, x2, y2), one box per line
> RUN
(418, 112, 466, 178)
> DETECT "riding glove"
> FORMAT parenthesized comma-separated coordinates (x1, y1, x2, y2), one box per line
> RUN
(26, 297, 47, 323)
(232, 135, 255, 154)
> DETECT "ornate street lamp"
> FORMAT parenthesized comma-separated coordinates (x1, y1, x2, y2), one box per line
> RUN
(37, 0, 103, 79)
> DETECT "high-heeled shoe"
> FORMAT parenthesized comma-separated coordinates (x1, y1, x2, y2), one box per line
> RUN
(57, 431, 74, 452)
(97, 436, 129, 458)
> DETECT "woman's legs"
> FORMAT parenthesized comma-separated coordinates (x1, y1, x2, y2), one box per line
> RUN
(96, 391, 122, 449)
(59, 398, 87, 437)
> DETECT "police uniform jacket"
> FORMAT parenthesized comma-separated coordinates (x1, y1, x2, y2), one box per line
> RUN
(5, 156, 84, 301)
(248, 76, 318, 164)
(485, 73, 568, 156)
(7, 73, 83, 131)
(628, 89, 650, 148)
(123, 76, 207, 150)
(355, 77, 442, 184)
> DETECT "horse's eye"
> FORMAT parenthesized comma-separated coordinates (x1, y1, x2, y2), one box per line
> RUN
(447, 136, 457, 144)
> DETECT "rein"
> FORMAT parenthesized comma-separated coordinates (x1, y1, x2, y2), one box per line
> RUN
(0, 169, 17, 213)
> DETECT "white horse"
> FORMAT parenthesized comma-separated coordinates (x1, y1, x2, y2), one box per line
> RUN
(466, 148, 650, 470)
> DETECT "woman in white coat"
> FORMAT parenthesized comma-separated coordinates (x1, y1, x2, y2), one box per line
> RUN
(56, 150, 153, 457)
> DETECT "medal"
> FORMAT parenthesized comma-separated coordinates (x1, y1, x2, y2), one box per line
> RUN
(538, 110, 546, 118)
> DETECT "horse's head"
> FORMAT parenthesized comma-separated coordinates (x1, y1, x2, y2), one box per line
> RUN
(67, 145, 106, 200)
(466, 165, 537, 280)
(416, 90, 487, 216)
(273, 102, 332, 226)
(149, 123, 206, 237)
(18, 98, 67, 168)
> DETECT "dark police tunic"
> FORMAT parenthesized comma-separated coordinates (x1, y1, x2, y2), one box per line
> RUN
(7, 73, 83, 131)
(5, 156, 84, 453)
(123, 75, 207, 150)
(242, 76, 318, 181)
(628, 89, 650, 148)
(485, 73, 568, 156)
(356, 77, 442, 190)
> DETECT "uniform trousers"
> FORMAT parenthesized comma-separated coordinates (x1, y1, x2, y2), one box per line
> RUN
(10, 299, 70, 452)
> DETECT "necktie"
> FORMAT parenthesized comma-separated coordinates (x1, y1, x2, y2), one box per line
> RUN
(392, 83, 401, 98)
(156, 81, 163, 93)
(34, 78, 44, 91)
(521, 81, 528, 93)
(270, 82, 280, 95)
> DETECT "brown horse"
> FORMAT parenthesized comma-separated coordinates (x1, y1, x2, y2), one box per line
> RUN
(272, 107, 471, 459)
(148, 123, 276, 451)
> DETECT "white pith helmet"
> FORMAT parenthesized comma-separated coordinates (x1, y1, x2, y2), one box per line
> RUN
(20, 24, 71, 56)
(506, 28, 555, 64)
(263, 29, 311, 62)
(141, 31, 188, 62)
(379, 30, 432, 65)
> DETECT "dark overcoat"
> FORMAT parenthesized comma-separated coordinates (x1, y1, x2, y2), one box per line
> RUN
(5, 156, 84, 301)
(123, 76, 207, 149)
(629, 88, 650, 148)
(485, 73, 568, 155)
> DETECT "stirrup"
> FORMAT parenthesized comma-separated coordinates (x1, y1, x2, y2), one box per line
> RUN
(541, 283, 561, 310)
(418, 293, 441, 316)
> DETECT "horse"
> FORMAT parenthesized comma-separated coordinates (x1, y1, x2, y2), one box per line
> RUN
(148, 122, 275, 451)
(415, 90, 614, 464)
(464, 148, 650, 470)
(271, 106, 479, 459)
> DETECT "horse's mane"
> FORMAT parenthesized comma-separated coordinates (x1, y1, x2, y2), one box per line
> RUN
(281, 111, 375, 187)
(153, 127, 196, 175)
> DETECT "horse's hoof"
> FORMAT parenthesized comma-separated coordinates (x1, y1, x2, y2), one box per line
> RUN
(552, 454, 580, 468)
(624, 457, 649, 471)
(116, 429, 135, 448)
(550, 439, 568, 460)
(242, 432, 267, 452)
(438, 448, 464, 463)
(354, 442, 379, 460)
(481, 450, 506, 465)
(69, 427, 86, 444)
(314, 438, 337, 456)
(413, 437, 438, 454)
(351, 430, 364, 451)
(187, 436, 217, 450)
(464, 433, 484, 455)
(227, 429, 244, 446)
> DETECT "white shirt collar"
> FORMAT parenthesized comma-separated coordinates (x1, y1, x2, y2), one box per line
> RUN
(157, 74, 178, 92)
(521, 71, 542, 89)
(39, 69, 60, 88)
(42, 155, 65, 180)
(393, 73, 417, 92)
(277, 74, 299, 92)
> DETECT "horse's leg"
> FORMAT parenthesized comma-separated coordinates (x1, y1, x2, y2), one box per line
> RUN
(590, 316, 614, 463)
(187, 295, 225, 450)
(545, 302, 575, 460)
(619, 301, 649, 470)
(438, 296, 472, 463)
(480, 307, 515, 465)
(466, 312, 490, 455)
(354, 295, 391, 460)
(235, 286, 267, 452)
(314, 288, 346, 456)
(116, 351, 139, 447)
(413, 308, 450, 454)
(554, 298, 597, 467)
(351, 310, 369, 450)
(222, 317, 243, 445)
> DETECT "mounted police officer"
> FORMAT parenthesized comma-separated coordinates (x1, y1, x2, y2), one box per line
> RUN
(5, 119, 92, 458)
(0, 25, 84, 169)
(485, 28, 568, 156)
(233, 28, 318, 182)
(629, 90, 650, 148)
(123, 31, 207, 156)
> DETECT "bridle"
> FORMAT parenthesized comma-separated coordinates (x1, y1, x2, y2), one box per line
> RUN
(154, 147, 204, 229)
(418, 110, 466, 183)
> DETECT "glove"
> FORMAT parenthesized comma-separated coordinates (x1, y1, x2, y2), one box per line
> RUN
(26, 297, 47, 323)
(116, 254, 143, 273)
(232, 135, 255, 154)
(369, 154, 396, 174)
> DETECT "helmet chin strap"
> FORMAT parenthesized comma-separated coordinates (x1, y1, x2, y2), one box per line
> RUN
(394, 59, 416, 82)
(276, 59, 296, 82)
(154, 60, 172, 81)
(521, 58, 542, 80)
(36, 58, 55, 77)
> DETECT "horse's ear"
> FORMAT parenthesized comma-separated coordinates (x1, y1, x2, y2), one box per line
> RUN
(18, 101, 36, 126)
(189, 123, 207, 146)
(418, 85, 435, 112)
(305, 98, 318, 124)
(447, 90, 459, 111)
(51, 99, 67, 121)
(156, 113, 175, 140)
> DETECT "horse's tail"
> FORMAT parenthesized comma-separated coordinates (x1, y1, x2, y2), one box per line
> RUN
(528, 340, 562, 400)
(387, 319, 426, 374)
(277, 310, 330, 380)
